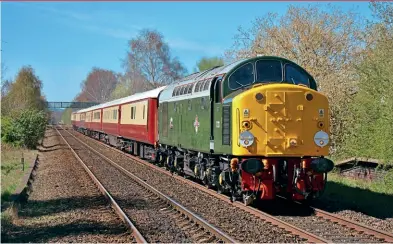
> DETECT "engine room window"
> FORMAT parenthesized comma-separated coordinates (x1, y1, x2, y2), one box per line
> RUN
(187, 84, 193, 94)
(180, 86, 186, 95)
(195, 80, 202, 92)
(175, 88, 181, 96)
(256, 60, 282, 82)
(285, 64, 310, 87)
(228, 62, 254, 90)
(203, 80, 210, 91)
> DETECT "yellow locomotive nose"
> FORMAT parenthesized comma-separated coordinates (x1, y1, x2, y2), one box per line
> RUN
(231, 84, 330, 157)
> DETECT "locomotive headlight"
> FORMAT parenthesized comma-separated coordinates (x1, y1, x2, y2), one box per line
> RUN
(239, 131, 254, 148)
(314, 130, 329, 147)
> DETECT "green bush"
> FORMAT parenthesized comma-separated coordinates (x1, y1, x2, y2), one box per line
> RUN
(1, 116, 20, 145)
(1, 109, 47, 149)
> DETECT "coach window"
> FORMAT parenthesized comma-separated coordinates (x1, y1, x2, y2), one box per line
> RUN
(284, 63, 310, 87)
(131, 106, 136, 120)
(113, 110, 117, 120)
(143, 105, 145, 119)
(255, 60, 282, 83)
(228, 62, 254, 90)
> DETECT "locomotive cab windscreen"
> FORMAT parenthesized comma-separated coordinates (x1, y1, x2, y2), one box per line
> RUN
(223, 58, 317, 98)
(214, 57, 332, 203)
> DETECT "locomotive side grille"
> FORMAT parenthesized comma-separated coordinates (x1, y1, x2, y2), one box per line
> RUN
(222, 105, 231, 145)
(162, 102, 168, 137)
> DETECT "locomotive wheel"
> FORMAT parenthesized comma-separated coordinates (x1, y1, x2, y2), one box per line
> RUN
(166, 155, 174, 172)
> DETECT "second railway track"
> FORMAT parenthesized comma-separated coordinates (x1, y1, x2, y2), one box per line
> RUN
(56, 126, 237, 243)
(64, 125, 393, 243)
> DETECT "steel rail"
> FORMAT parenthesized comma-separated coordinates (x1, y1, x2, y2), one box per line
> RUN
(61, 127, 238, 244)
(54, 127, 147, 243)
(65, 127, 330, 243)
(67, 125, 393, 242)
(308, 204, 393, 242)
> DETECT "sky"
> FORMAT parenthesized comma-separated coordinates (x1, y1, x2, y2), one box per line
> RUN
(1, 1, 373, 102)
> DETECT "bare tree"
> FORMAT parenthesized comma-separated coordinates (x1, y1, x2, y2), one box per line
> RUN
(76, 68, 119, 103)
(124, 29, 187, 87)
(1, 62, 11, 98)
(225, 4, 364, 155)
(110, 72, 152, 100)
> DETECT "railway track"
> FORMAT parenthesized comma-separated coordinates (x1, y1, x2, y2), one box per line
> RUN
(265, 196, 393, 243)
(56, 126, 237, 243)
(297, 202, 393, 243)
(63, 125, 393, 243)
(54, 126, 146, 243)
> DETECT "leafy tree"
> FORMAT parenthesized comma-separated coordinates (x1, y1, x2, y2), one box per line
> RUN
(1, 66, 46, 116)
(1, 109, 48, 149)
(76, 67, 119, 103)
(124, 29, 187, 87)
(61, 108, 73, 125)
(194, 57, 224, 72)
(341, 2, 393, 164)
(225, 4, 364, 156)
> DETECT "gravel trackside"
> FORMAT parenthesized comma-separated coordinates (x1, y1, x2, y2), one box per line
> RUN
(2, 128, 134, 243)
(68, 129, 307, 243)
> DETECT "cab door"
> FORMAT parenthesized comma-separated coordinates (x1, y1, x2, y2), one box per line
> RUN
(210, 76, 222, 153)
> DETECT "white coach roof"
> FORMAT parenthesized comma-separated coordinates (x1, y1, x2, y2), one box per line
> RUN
(75, 86, 166, 113)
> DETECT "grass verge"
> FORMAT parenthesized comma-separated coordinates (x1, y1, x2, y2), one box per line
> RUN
(319, 171, 393, 218)
(1, 143, 37, 202)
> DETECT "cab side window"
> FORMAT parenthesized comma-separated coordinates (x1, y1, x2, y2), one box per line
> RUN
(228, 63, 254, 90)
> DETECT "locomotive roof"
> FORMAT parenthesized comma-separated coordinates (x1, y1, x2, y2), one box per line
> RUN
(159, 56, 317, 102)
(73, 56, 316, 113)
(158, 58, 248, 103)
(75, 86, 166, 113)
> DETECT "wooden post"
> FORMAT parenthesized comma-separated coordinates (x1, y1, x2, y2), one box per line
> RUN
(21, 152, 25, 171)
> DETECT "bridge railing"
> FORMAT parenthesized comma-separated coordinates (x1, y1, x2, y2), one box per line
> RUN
(45, 102, 99, 109)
